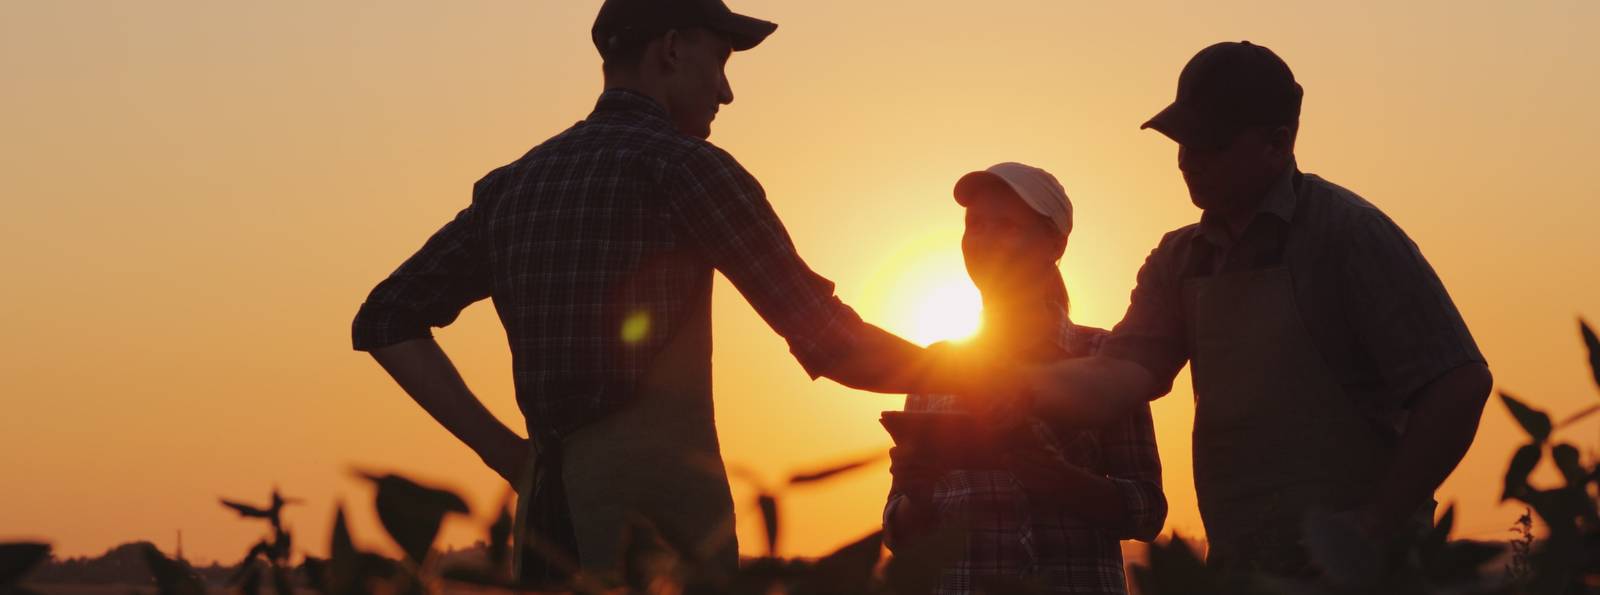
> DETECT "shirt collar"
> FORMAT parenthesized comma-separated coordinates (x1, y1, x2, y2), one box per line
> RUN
(1195, 159, 1301, 245)
(591, 88, 672, 124)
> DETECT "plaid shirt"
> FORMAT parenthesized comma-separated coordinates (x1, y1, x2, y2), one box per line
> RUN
(352, 89, 863, 440)
(885, 318, 1166, 595)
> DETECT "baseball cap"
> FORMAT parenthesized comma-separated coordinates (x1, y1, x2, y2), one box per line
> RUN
(593, 0, 777, 54)
(954, 163, 1073, 238)
(1141, 41, 1303, 149)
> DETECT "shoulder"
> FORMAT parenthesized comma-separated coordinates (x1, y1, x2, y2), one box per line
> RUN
(670, 139, 757, 181)
(1298, 173, 1418, 251)
(1299, 173, 1395, 230)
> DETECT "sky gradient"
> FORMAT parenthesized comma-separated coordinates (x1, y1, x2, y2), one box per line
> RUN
(3, 0, 1599, 564)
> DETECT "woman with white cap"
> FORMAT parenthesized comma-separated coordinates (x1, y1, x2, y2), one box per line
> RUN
(882, 163, 1167, 594)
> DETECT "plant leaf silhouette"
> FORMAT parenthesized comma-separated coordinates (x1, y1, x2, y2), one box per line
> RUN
(1504, 443, 1542, 501)
(787, 452, 886, 485)
(356, 472, 469, 564)
(793, 530, 881, 595)
(0, 543, 50, 586)
(1501, 392, 1552, 443)
(757, 494, 779, 558)
(1583, 318, 1600, 392)
(221, 499, 276, 519)
(1552, 443, 1588, 486)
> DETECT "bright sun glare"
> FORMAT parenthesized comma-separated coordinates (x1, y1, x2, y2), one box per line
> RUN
(910, 279, 983, 345)
(863, 233, 985, 346)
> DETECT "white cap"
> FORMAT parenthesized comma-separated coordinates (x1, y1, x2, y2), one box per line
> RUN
(953, 162, 1073, 238)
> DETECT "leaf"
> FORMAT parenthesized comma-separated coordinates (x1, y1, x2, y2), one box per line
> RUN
(1584, 319, 1600, 393)
(221, 498, 275, 519)
(356, 472, 470, 564)
(757, 494, 779, 558)
(787, 452, 887, 485)
(793, 531, 882, 595)
(1500, 392, 1552, 443)
(1503, 443, 1542, 501)
(1552, 443, 1589, 487)
(0, 543, 51, 586)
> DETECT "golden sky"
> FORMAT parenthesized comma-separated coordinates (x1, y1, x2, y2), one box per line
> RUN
(3, 0, 1599, 564)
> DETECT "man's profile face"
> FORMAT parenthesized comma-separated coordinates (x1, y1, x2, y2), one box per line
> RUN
(662, 29, 734, 139)
(1177, 125, 1291, 214)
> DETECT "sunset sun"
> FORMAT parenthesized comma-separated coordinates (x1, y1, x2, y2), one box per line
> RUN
(864, 234, 985, 346)
(909, 278, 983, 345)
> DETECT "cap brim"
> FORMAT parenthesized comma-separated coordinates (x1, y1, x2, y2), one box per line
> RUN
(1140, 102, 1234, 150)
(953, 170, 1010, 206)
(712, 12, 777, 51)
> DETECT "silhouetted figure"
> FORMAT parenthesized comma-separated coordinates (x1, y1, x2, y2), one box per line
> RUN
(1006, 42, 1493, 579)
(883, 163, 1166, 594)
(350, 0, 1003, 585)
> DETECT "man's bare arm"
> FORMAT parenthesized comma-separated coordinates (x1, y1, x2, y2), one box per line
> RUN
(366, 338, 529, 483)
(1359, 362, 1492, 535)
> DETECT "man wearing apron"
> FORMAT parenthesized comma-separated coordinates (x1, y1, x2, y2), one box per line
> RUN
(1018, 42, 1493, 576)
(352, 0, 1002, 587)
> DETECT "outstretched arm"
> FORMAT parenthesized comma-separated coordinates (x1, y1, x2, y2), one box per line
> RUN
(366, 338, 529, 484)
(1027, 355, 1163, 428)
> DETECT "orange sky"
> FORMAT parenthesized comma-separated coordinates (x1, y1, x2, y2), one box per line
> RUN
(3, 0, 1599, 565)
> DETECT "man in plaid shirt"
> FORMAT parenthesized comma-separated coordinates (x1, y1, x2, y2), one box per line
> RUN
(351, 0, 999, 583)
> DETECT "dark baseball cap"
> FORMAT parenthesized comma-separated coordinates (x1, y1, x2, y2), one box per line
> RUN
(1141, 41, 1303, 149)
(592, 0, 777, 54)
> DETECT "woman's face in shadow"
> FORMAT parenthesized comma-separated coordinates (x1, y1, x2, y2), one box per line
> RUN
(961, 186, 1065, 299)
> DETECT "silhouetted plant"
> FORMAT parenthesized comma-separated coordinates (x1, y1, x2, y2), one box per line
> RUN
(1488, 318, 1600, 593)
(220, 488, 301, 595)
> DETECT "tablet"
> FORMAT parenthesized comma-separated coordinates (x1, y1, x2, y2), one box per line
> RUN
(880, 411, 1004, 469)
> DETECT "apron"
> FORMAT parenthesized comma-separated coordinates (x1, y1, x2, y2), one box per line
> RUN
(512, 298, 739, 583)
(1184, 265, 1422, 574)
